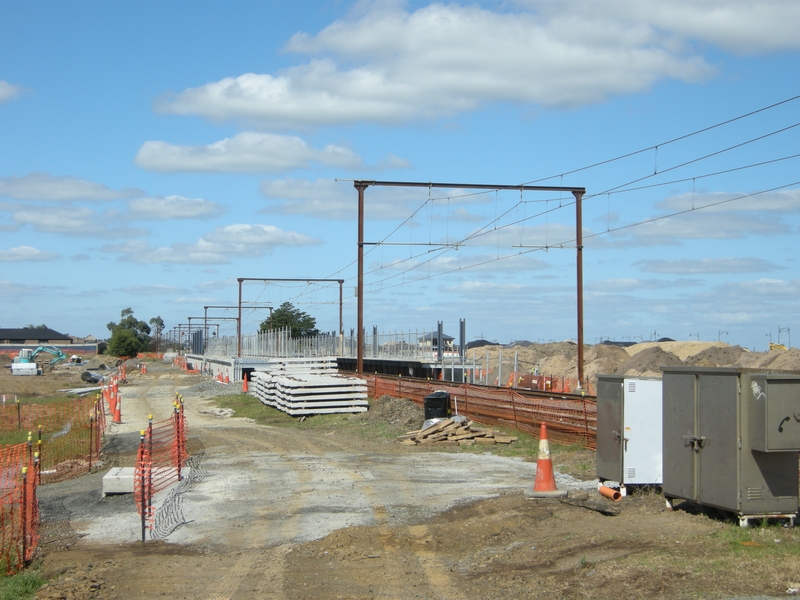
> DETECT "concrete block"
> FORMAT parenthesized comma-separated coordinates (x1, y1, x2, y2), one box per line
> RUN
(102, 466, 192, 496)
(103, 467, 134, 496)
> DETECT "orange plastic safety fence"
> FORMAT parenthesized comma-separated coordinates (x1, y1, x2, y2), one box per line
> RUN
(0, 443, 38, 574)
(367, 375, 597, 450)
(0, 395, 106, 484)
(134, 401, 188, 541)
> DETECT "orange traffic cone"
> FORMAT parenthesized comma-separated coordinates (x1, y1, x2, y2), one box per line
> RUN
(530, 422, 567, 498)
(112, 393, 122, 424)
(242, 373, 249, 393)
(224, 371, 230, 384)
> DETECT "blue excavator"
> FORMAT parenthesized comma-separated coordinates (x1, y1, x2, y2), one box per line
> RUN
(11, 346, 67, 375)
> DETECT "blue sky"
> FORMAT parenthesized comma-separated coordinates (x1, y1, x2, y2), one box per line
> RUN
(1, 0, 799, 350)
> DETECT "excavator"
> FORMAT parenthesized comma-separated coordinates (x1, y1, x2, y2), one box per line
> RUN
(11, 346, 67, 376)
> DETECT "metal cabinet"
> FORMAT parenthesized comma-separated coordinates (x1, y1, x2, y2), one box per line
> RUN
(662, 367, 800, 526)
(597, 375, 663, 494)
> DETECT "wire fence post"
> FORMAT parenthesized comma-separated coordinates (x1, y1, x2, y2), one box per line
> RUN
(21, 466, 28, 567)
(138, 429, 147, 543)
(88, 413, 94, 471)
(16, 397, 21, 430)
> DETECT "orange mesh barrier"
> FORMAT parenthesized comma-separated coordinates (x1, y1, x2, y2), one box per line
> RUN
(0, 396, 106, 484)
(134, 400, 188, 542)
(367, 375, 597, 450)
(0, 443, 38, 573)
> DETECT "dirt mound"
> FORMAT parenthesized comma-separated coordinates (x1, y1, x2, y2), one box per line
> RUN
(361, 395, 423, 431)
(753, 347, 800, 371)
(625, 341, 726, 361)
(616, 347, 682, 378)
(683, 345, 748, 367)
(583, 344, 629, 379)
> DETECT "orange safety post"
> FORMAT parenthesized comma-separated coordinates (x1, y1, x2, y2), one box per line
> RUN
(242, 373, 249, 393)
(530, 423, 567, 498)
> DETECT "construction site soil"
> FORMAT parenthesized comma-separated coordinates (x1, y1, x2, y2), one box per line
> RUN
(0, 343, 799, 599)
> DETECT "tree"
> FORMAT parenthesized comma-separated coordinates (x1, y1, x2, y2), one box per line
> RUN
(107, 308, 152, 356)
(149, 316, 165, 352)
(260, 302, 319, 338)
(107, 328, 141, 357)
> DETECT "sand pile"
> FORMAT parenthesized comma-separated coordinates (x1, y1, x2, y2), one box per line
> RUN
(468, 340, 800, 384)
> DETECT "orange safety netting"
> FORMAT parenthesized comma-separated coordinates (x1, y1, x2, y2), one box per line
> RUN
(0, 395, 106, 484)
(134, 400, 188, 542)
(0, 443, 38, 573)
(172, 355, 200, 374)
(367, 375, 597, 450)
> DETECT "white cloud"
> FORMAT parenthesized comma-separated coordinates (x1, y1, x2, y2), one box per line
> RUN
(119, 284, 189, 296)
(373, 252, 550, 275)
(516, 0, 800, 55)
(0, 173, 141, 202)
(637, 257, 782, 274)
(657, 188, 800, 214)
(0, 246, 60, 262)
(174, 296, 218, 305)
(101, 240, 230, 265)
(155, 3, 719, 127)
(0, 81, 23, 103)
(102, 223, 321, 264)
(135, 132, 363, 173)
(587, 277, 703, 292)
(195, 279, 235, 291)
(446, 280, 527, 295)
(259, 178, 499, 220)
(0, 280, 62, 298)
(128, 195, 225, 220)
(13, 206, 147, 238)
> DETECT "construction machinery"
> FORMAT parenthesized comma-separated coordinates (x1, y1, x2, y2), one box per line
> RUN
(11, 346, 67, 375)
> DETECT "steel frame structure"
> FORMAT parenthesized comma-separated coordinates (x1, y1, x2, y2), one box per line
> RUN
(236, 278, 344, 357)
(353, 180, 587, 384)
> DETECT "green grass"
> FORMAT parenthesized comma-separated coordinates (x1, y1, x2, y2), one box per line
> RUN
(6, 397, 79, 406)
(0, 566, 45, 600)
(211, 394, 596, 461)
(213, 394, 411, 441)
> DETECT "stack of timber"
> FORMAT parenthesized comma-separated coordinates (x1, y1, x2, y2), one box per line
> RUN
(397, 418, 518, 446)
(250, 361, 367, 415)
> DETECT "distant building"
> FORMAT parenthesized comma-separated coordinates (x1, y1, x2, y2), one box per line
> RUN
(0, 328, 73, 345)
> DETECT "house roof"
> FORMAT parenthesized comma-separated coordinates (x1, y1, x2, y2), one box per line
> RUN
(0, 328, 72, 341)
(418, 332, 455, 342)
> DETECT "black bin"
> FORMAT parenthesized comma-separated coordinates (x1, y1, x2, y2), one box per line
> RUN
(423, 391, 450, 420)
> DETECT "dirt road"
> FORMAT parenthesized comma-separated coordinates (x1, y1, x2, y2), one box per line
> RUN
(26, 359, 800, 599)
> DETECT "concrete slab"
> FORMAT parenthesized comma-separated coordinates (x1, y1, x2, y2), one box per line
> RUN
(102, 467, 192, 496)
(103, 467, 134, 496)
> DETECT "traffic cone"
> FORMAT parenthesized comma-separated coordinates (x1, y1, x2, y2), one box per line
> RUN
(224, 371, 230, 384)
(530, 422, 567, 498)
(112, 393, 122, 424)
(242, 373, 249, 393)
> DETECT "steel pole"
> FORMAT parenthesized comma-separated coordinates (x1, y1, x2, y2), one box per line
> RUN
(574, 191, 585, 388)
(355, 182, 368, 375)
(237, 278, 243, 357)
(339, 280, 344, 356)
